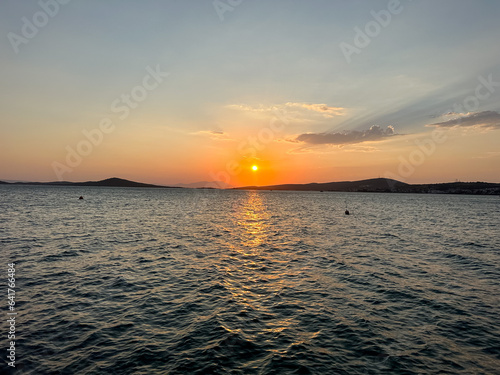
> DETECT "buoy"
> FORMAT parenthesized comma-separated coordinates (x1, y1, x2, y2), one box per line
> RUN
(345, 209, 349, 215)
(79, 196, 84, 200)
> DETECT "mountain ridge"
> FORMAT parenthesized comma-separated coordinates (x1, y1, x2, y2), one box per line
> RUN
(234, 178, 500, 195)
(0, 177, 172, 189)
(1, 177, 499, 194)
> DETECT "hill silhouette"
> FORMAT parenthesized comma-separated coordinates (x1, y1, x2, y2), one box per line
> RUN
(235, 178, 500, 195)
(1, 177, 499, 194)
(235, 178, 409, 192)
(71, 177, 170, 188)
(2, 177, 174, 188)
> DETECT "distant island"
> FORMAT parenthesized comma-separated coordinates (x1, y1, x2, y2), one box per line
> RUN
(0, 177, 232, 189)
(235, 178, 500, 195)
(0, 177, 499, 195)
(0, 177, 172, 189)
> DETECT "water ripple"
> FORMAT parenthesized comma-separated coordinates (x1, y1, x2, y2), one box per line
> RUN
(1, 186, 500, 374)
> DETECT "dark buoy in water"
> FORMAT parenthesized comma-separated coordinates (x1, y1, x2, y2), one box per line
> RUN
(79, 196, 84, 200)
(345, 209, 350, 215)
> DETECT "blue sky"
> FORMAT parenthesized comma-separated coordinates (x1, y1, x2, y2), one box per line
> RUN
(1, 0, 499, 185)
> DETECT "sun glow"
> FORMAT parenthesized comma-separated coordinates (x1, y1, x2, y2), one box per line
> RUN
(252, 165, 258, 171)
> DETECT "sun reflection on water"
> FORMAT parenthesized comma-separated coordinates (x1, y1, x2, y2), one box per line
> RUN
(236, 191, 270, 249)
(210, 191, 307, 349)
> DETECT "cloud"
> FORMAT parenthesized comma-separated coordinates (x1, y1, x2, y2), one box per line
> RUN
(429, 111, 500, 129)
(295, 125, 397, 145)
(225, 104, 269, 112)
(226, 102, 345, 119)
(285, 102, 344, 117)
(472, 151, 500, 159)
(192, 130, 232, 140)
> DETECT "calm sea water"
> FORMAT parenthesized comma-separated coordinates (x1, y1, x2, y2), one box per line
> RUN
(1, 185, 500, 374)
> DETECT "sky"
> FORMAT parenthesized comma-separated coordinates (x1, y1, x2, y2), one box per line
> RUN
(1, 0, 500, 187)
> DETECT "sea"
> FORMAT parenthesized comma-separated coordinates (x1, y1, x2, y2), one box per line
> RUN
(1, 185, 500, 375)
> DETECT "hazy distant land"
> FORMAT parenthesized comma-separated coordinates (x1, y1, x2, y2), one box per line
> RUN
(1, 177, 499, 195)
(235, 178, 500, 195)
(0, 177, 169, 189)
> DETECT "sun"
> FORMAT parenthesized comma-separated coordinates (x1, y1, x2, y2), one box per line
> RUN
(251, 165, 258, 171)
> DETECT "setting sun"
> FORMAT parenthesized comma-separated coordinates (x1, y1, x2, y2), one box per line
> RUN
(251, 165, 258, 171)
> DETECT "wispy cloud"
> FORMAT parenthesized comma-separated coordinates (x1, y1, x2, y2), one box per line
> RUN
(226, 102, 345, 119)
(429, 111, 500, 129)
(472, 151, 500, 159)
(295, 125, 397, 145)
(225, 104, 270, 112)
(191, 130, 233, 141)
(284, 102, 345, 117)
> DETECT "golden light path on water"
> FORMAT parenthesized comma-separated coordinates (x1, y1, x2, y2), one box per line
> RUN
(216, 191, 319, 351)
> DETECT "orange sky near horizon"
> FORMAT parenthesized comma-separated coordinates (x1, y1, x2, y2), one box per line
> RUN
(1, 117, 500, 187)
